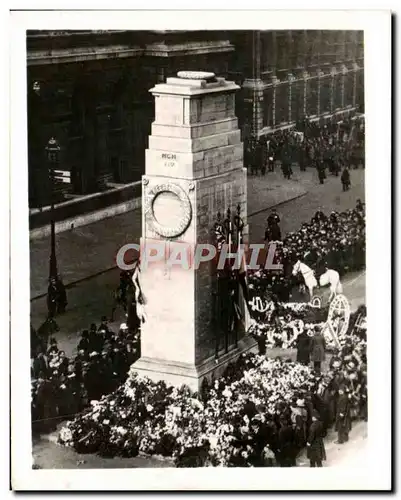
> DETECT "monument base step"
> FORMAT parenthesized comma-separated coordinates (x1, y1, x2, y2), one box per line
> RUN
(132, 335, 257, 392)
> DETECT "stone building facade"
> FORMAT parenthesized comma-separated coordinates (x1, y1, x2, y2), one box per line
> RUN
(27, 30, 364, 208)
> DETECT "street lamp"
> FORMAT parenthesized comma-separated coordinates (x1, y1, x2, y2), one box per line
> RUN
(45, 137, 60, 283)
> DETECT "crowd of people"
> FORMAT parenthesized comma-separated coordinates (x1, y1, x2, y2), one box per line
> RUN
(58, 306, 367, 468)
(254, 200, 365, 303)
(247, 116, 365, 188)
(30, 318, 140, 433)
(32, 148, 366, 466)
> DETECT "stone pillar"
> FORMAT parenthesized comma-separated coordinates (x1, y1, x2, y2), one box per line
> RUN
(317, 69, 324, 116)
(288, 72, 295, 123)
(133, 71, 255, 391)
(352, 61, 359, 108)
(242, 31, 264, 144)
(340, 64, 348, 109)
(330, 66, 337, 114)
(271, 76, 278, 128)
(302, 70, 309, 117)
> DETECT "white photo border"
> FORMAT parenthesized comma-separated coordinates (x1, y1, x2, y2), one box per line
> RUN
(9, 9, 392, 491)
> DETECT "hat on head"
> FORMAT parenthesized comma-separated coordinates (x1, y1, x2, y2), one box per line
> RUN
(312, 410, 320, 420)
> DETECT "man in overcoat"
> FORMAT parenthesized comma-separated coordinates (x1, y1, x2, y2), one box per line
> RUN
(310, 327, 326, 374)
(335, 386, 352, 444)
(306, 410, 326, 467)
(295, 330, 311, 365)
(341, 167, 351, 191)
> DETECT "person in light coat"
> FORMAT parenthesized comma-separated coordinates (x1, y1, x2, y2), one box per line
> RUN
(310, 327, 326, 374)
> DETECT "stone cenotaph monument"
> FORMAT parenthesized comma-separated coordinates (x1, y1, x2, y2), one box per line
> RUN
(133, 71, 255, 391)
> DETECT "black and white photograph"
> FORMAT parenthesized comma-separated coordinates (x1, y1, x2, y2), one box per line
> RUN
(9, 8, 392, 492)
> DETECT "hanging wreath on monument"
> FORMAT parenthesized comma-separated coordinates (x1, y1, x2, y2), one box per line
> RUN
(144, 182, 193, 239)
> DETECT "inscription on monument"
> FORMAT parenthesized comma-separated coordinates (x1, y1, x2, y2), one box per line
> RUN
(161, 153, 178, 168)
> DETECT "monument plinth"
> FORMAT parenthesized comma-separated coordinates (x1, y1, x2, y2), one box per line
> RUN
(133, 71, 255, 391)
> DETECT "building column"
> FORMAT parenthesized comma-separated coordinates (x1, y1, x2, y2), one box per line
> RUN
(352, 61, 359, 108)
(340, 64, 347, 109)
(242, 30, 264, 146)
(272, 76, 278, 128)
(271, 31, 278, 75)
(288, 72, 295, 123)
(302, 70, 309, 117)
(330, 66, 337, 114)
(317, 69, 324, 116)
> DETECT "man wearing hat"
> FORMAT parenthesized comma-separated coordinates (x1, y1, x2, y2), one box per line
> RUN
(310, 326, 326, 374)
(265, 209, 282, 242)
(341, 167, 351, 191)
(335, 385, 352, 444)
(47, 277, 58, 319)
(295, 328, 312, 366)
(119, 322, 129, 337)
(306, 410, 326, 467)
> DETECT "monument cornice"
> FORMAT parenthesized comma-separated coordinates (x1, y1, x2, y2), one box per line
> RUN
(143, 40, 234, 58)
(150, 81, 240, 97)
(27, 45, 144, 66)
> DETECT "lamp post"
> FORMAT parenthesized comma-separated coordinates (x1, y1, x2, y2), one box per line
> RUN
(45, 137, 60, 282)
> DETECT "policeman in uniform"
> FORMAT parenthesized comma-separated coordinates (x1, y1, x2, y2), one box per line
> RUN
(267, 208, 280, 228)
(265, 209, 282, 242)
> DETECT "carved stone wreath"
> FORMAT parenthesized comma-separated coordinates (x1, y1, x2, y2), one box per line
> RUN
(145, 182, 192, 239)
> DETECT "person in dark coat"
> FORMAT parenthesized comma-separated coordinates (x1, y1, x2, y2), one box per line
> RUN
(98, 316, 112, 335)
(310, 328, 326, 374)
(58, 350, 69, 376)
(268, 154, 275, 172)
(335, 386, 352, 444)
(47, 278, 58, 318)
(46, 337, 59, 356)
(265, 209, 282, 242)
(277, 416, 296, 467)
(317, 164, 326, 184)
(307, 410, 326, 467)
(77, 330, 90, 352)
(266, 223, 282, 242)
(267, 209, 280, 228)
(256, 334, 267, 355)
(341, 167, 351, 191)
(311, 209, 327, 224)
(295, 330, 312, 365)
(55, 276, 67, 314)
(32, 352, 48, 379)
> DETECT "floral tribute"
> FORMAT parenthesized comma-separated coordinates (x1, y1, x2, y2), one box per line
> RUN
(59, 355, 318, 466)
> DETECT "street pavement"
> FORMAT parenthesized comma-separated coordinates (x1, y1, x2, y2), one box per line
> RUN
(30, 170, 309, 299)
(33, 418, 367, 470)
(30, 168, 365, 357)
